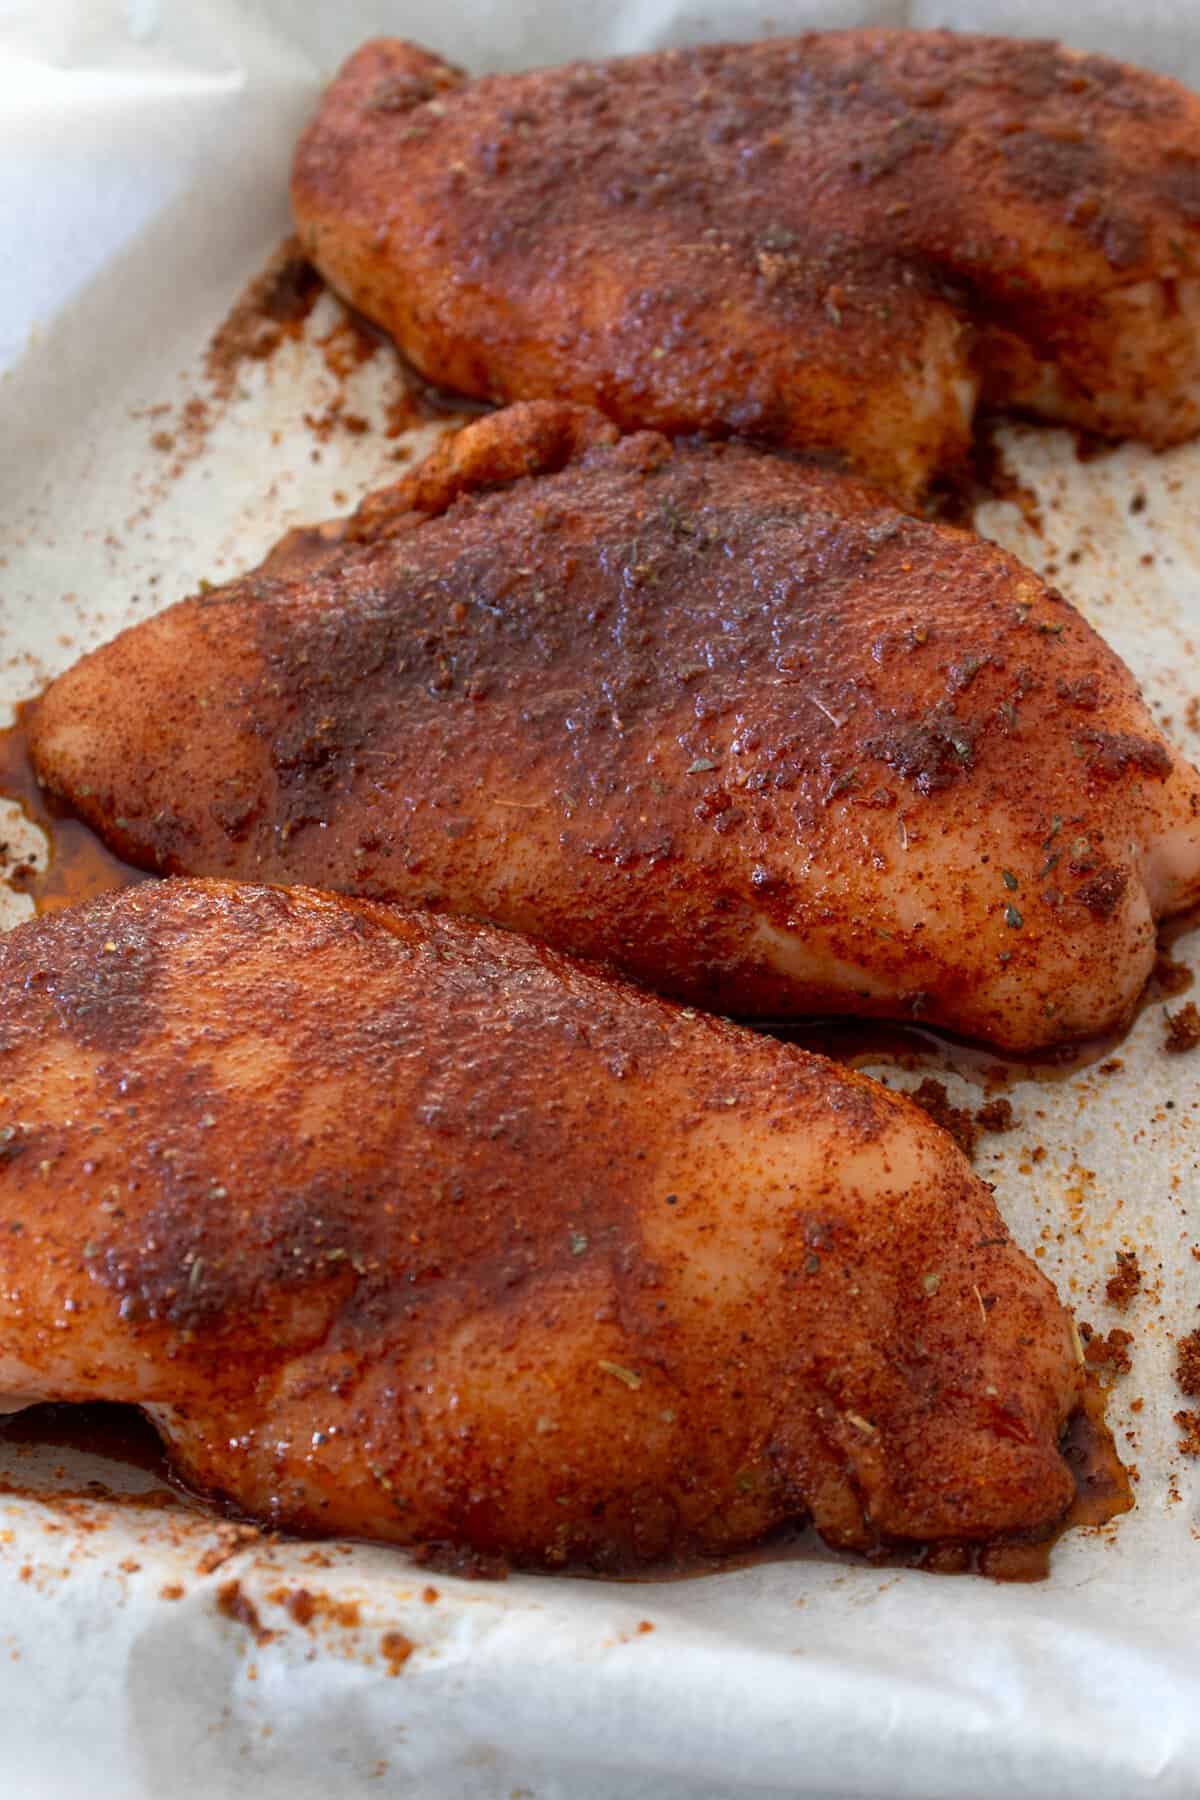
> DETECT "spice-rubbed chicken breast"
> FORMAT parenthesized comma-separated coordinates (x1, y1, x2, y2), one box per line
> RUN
(0, 880, 1102, 1567)
(28, 404, 1200, 1051)
(291, 32, 1200, 502)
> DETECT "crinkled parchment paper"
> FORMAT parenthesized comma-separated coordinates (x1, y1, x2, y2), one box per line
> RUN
(1, 4, 1198, 1797)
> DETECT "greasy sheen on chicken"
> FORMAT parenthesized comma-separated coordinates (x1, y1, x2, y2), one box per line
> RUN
(29, 403, 1200, 1051)
(291, 32, 1200, 502)
(0, 880, 1091, 1567)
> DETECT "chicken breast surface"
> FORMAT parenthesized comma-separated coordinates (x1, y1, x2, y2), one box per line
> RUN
(291, 32, 1200, 502)
(28, 404, 1200, 1051)
(0, 880, 1087, 1567)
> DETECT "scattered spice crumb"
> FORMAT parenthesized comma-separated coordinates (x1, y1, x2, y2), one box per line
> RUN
(194, 1523, 260, 1575)
(1098, 1058, 1124, 1076)
(1163, 1002, 1200, 1053)
(285, 1588, 316, 1626)
(422, 1585, 439, 1604)
(1105, 1250, 1142, 1310)
(637, 1620, 655, 1634)
(269, 1584, 362, 1630)
(302, 399, 371, 442)
(160, 1582, 184, 1602)
(216, 1579, 275, 1646)
(381, 1630, 415, 1674)
(1177, 1330, 1200, 1397)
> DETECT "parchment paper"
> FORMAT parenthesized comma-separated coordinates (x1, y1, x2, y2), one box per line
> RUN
(1, 5, 1198, 1797)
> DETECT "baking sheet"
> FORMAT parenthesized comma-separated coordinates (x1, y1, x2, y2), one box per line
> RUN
(1, 3, 1199, 1796)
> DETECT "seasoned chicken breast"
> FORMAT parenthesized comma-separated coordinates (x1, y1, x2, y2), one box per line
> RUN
(0, 880, 1096, 1567)
(28, 404, 1200, 1050)
(291, 31, 1200, 502)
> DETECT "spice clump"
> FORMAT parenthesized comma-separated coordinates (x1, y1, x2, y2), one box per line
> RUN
(1175, 1411, 1200, 1457)
(905, 1081, 1018, 1162)
(1105, 1249, 1142, 1310)
(1080, 1322, 1134, 1383)
(1177, 1329, 1200, 1397)
(907, 1078, 978, 1157)
(1164, 1001, 1200, 1053)
(974, 1096, 1015, 1136)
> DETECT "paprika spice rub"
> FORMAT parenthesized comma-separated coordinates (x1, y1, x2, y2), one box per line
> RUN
(27, 401, 1200, 1051)
(0, 880, 1125, 1572)
(292, 31, 1200, 504)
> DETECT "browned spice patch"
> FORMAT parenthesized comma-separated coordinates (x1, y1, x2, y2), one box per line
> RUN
(906, 1078, 978, 1157)
(217, 1578, 275, 1645)
(1163, 1001, 1200, 1053)
(1080, 1323, 1134, 1382)
(314, 309, 382, 381)
(271, 1585, 362, 1630)
(899, 1083, 1017, 1162)
(205, 236, 324, 401)
(0, 838, 29, 882)
(284, 1587, 316, 1626)
(1105, 1250, 1142, 1310)
(381, 1630, 415, 1674)
(160, 1582, 184, 1601)
(410, 1541, 509, 1581)
(1175, 1411, 1200, 1456)
(962, 416, 1043, 534)
(203, 235, 472, 447)
(303, 399, 371, 442)
(1177, 1330, 1200, 1397)
(1153, 951, 1194, 997)
(158, 393, 214, 484)
(195, 1523, 262, 1576)
(1071, 428, 1116, 465)
(0, 709, 150, 915)
(974, 1096, 1015, 1136)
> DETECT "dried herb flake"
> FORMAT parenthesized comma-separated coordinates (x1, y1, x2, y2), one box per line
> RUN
(598, 1360, 642, 1391)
